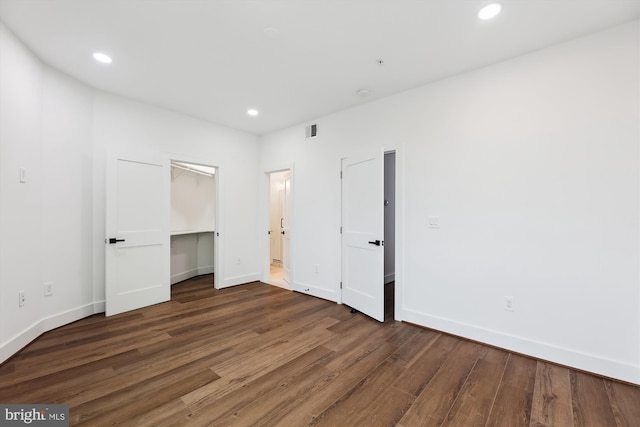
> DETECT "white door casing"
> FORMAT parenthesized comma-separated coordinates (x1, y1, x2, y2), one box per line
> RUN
(282, 172, 291, 284)
(106, 149, 170, 316)
(341, 149, 385, 322)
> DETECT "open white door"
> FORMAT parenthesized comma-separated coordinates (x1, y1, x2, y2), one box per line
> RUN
(106, 149, 170, 316)
(282, 172, 291, 284)
(341, 149, 385, 322)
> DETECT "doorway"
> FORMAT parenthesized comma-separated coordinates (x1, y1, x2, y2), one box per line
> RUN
(267, 170, 291, 288)
(169, 160, 218, 288)
(384, 151, 396, 321)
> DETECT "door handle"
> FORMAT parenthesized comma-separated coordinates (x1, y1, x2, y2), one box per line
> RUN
(368, 240, 382, 246)
(109, 238, 125, 244)
(281, 231, 285, 235)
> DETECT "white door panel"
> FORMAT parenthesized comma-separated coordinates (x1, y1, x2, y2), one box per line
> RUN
(282, 172, 291, 284)
(341, 149, 385, 322)
(106, 151, 170, 316)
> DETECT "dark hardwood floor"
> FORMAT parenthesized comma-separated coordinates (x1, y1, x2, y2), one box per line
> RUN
(1, 275, 638, 426)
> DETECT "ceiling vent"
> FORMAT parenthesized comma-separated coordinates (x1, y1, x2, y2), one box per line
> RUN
(305, 124, 318, 139)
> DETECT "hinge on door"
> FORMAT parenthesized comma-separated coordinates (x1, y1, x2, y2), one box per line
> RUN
(340, 226, 342, 234)
(340, 171, 342, 179)
(340, 282, 342, 289)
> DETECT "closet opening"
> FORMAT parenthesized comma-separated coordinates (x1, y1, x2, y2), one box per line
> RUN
(170, 161, 218, 288)
(267, 169, 291, 288)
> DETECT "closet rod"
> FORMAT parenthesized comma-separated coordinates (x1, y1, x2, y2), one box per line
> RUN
(171, 163, 214, 178)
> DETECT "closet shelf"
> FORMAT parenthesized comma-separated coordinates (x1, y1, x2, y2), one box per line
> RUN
(170, 230, 215, 236)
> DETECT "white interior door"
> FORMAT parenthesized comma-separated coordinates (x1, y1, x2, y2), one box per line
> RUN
(341, 149, 385, 322)
(282, 172, 291, 284)
(106, 149, 170, 316)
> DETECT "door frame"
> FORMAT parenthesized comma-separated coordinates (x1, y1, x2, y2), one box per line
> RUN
(390, 148, 404, 322)
(168, 155, 222, 289)
(262, 164, 295, 289)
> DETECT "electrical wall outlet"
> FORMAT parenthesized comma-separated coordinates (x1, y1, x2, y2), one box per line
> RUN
(314, 264, 319, 274)
(19, 291, 25, 307)
(44, 282, 53, 296)
(236, 257, 241, 264)
(504, 296, 515, 311)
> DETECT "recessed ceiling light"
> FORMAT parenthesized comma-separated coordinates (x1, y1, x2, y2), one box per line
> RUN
(93, 52, 112, 64)
(357, 89, 370, 97)
(247, 109, 259, 117)
(478, 3, 502, 20)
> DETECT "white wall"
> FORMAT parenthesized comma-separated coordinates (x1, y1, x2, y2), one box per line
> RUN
(171, 166, 215, 232)
(260, 21, 640, 384)
(0, 23, 98, 362)
(0, 21, 261, 363)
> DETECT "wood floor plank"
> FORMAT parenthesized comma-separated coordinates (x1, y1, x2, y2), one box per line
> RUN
(440, 347, 509, 427)
(185, 345, 335, 424)
(348, 385, 416, 427)
(604, 379, 640, 427)
(392, 328, 441, 367)
(393, 333, 459, 396)
(571, 370, 618, 427)
(309, 356, 406, 426)
(530, 362, 574, 427)
(118, 398, 193, 427)
(269, 342, 400, 426)
(180, 317, 338, 410)
(74, 368, 218, 426)
(396, 340, 484, 427)
(1, 275, 637, 427)
(485, 353, 537, 427)
(213, 360, 332, 427)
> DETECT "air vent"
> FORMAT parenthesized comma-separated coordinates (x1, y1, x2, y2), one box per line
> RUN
(305, 124, 318, 139)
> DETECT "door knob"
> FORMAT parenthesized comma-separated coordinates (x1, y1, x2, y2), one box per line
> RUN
(368, 240, 381, 246)
(281, 231, 285, 235)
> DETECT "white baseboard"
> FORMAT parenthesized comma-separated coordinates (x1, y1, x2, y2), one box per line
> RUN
(399, 307, 640, 385)
(171, 268, 199, 285)
(171, 267, 214, 285)
(197, 266, 214, 276)
(384, 272, 395, 284)
(293, 281, 340, 303)
(221, 273, 261, 288)
(0, 301, 105, 365)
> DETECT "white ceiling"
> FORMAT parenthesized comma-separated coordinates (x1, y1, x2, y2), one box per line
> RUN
(1, 1, 638, 135)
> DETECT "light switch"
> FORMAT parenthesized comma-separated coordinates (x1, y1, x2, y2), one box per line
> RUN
(428, 216, 440, 228)
(19, 168, 26, 183)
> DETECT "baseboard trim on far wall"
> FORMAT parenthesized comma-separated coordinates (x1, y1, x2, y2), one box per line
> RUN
(293, 282, 340, 303)
(197, 266, 214, 276)
(222, 273, 261, 288)
(399, 307, 640, 385)
(0, 301, 105, 365)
